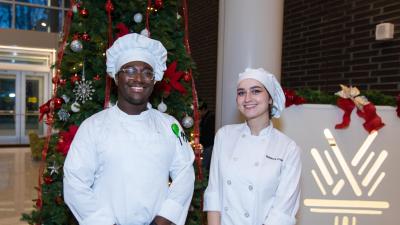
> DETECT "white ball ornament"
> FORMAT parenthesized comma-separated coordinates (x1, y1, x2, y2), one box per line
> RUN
(70, 39, 83, 52)
(182, 115, 194, 128)
(133, 13, 143, 23)
(157, 101, 167, 113)
(71, 102, 81, 112)
(140, 28, 150, 37)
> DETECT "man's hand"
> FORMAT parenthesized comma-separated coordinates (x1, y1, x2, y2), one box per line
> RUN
(150, 216, 173, 225)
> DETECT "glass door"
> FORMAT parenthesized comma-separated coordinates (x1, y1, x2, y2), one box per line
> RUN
(0, 71, 48, 144)
(0, 72, 20, 144)
(21, 72, 47, 144)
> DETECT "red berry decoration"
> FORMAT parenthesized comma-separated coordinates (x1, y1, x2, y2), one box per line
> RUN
(183, 73, 191, 82)
(79, 8, 89, 17)
(93, 74, 101, 81)
(59, 79, 66, 86)
(81, 32, 90, 41)
(154, 0, 163, 9)
(70, 73, 80, 84)
(44, 176, 53, 184)
(55, 196, 63, 205)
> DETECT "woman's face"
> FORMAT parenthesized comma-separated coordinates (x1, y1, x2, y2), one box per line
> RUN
(236, 78, 272, 121)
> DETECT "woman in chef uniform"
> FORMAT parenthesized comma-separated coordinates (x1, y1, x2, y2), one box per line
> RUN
(204, 68, 301, 225)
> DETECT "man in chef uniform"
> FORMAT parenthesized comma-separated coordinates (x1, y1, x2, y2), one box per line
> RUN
(63, 33, 195, 225)
(204, 68, 301, 225)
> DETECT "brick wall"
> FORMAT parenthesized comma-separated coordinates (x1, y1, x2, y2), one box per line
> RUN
(188, 0, 219, 112)
(282, 0, 400, 95)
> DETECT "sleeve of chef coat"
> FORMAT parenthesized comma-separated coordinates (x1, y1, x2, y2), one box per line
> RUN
(157, 121, 195, 225)
(203, 128, 222, 212)
(63, 119, 115, 225)
(264, 141, 302, 225)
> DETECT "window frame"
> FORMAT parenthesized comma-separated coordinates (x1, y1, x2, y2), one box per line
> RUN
(0, 0, 69, 32)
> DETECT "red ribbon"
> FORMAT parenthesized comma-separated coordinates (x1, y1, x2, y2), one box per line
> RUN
(103, 0, 114, 109)
(36, 0, 75, 209)
(145, 0, 152, 37)
(396, 94, 400, 118)
(182, 0, 204, 224)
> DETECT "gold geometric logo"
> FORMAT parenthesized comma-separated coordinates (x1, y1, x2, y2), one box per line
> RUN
(304, 129, 389, 225)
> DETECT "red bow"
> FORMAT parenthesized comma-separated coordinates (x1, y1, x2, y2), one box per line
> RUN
(56, 125, 79, 156)
(356, 103, 385, 133)
(335, 98, 355, 129)
(39, 99, 52, 122)
(284, 88, 306, 107)
(157, 61, 187, 96)
(335, 85, 384, 133)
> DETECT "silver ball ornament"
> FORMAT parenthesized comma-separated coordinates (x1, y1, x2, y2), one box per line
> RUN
(61, 94, 70, 103)
(133, 13, 143, 23)
(182, 115, 194, 128)
(70, 39, 83, 52)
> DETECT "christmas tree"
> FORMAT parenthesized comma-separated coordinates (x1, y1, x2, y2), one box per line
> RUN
(22, 0, 206, 224)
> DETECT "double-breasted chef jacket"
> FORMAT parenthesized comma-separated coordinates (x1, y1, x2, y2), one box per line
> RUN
(63, 104, 195, 225)
(204, 123, 301, 225)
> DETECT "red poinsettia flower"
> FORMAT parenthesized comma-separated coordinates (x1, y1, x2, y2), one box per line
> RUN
(283, 88, 306, 107)
(115, 23, 129, 39)
(157, 61, 187, 96)
(56, 125, 79, 156)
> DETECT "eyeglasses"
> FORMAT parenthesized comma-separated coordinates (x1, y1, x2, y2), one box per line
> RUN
(118, 67, 155, 81)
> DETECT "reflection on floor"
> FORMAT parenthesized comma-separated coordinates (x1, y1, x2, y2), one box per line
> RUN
(0, 147, 39, 225)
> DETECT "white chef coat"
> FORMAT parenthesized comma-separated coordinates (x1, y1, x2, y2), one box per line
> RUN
(203, 123, 301, 225)
(63, 104, 195, 225)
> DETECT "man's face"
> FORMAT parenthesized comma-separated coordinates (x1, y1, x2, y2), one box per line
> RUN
(116, 61, 155, 106)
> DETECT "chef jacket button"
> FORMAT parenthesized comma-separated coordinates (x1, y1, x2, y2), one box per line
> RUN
(227, 180, 232, 185)
(224, 206, 229, 211)
(244, 212, 250, 218)
(241, 134, 246, 138)
(233, 157, 238, 161)
(254, 162, 259, 167)
(248, 185, 253, 191)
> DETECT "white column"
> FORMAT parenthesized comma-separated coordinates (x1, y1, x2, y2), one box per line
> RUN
(216, 0, 284, 128)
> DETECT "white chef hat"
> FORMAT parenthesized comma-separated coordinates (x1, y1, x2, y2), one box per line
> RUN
(237, 68, 286, 118)
(106, 33, 167, 81)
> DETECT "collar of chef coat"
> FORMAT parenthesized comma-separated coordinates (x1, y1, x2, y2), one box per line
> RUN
(113, 102, 153, 121)
(241, 121, 274, 137)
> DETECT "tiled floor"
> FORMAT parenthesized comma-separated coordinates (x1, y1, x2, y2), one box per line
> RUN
(0, 147, 39, 225)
